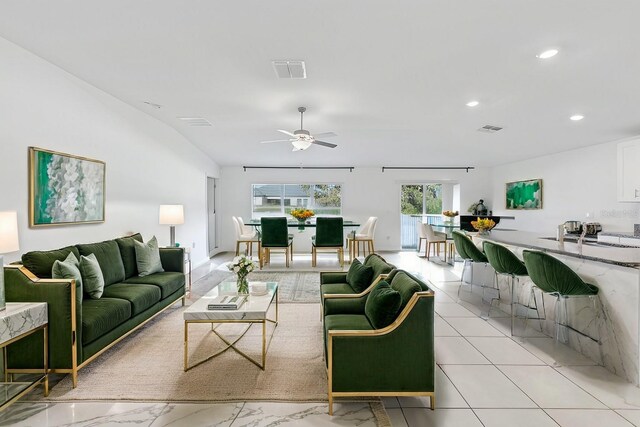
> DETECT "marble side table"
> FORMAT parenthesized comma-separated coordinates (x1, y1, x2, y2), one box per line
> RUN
(0, 302, 48, 411)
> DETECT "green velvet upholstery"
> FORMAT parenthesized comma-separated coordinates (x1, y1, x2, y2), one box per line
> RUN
(115, 233, 144, 278)
(52, 252, 83, 290)
(388, 270, 424, 312)
(260, 217, 292, 247)
(345, 259, 374, 293)
(364, 280, 401, 328)
(523, 250, 598, 296)
(79, 253, 105, 299)
(101, 283, 161, 316)
(323, 268, 435, 404)
(452, 230, 487, 262)
(324, 296, 368, 316)
(134, 236, 164, 277)
(81, 298, 132, 345)
(314, 217, 344, 246)
(124, 272, 185, 299)
(364, 253, 396, 278)
(77, 240, 126, 286)
(159, 247, 185, 273)
(483, 241, 528, 276)
(319, 272, 349, 285)
(21, 246, 81, 279)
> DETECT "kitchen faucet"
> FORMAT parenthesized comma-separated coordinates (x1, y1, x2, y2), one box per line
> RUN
(577, 222, 588, 254)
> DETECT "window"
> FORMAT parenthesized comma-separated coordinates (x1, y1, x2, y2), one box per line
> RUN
(252, 184, 342, 219)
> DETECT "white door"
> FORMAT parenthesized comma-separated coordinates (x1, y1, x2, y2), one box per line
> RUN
(207, 177, 217, 256)
(617, 138, 640, 202)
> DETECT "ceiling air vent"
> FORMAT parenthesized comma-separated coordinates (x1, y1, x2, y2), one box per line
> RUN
(477, 125, 503, 133)
(272, 60, 307, 79)
(177, 117, 212, 127)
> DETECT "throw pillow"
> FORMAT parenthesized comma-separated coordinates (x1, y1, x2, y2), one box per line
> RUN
(52, 252, 83, 288)
(346, 258, 374, 293)
(134, 236, 164, 277)
(390, 271, 423, 312)
(79, 253, 105, 299)
(364, 280, 401, 329)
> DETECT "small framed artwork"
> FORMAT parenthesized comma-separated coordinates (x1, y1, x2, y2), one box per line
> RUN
(29, 147, 106, 227)
(506, 178, 543, 210)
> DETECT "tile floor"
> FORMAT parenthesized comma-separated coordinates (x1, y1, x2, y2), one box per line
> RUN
(3, 250, 640, 426)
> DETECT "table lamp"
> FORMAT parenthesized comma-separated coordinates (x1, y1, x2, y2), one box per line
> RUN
(0, 211, 19, 311)
(159, 205, 184, 247)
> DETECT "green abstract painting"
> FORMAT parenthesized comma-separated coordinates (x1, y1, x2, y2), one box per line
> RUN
(29, 147, 105, 226)
(506, 179, 542, 210)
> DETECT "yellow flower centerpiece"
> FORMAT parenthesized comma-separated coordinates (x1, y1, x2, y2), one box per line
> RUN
(471, 217, 496, 235)
(290, 208, 315, 222)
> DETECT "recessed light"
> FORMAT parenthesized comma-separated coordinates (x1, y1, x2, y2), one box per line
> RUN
(466, 101, 480, 107)
(537, 49, 559, 59)
(570, 114, 584, 121)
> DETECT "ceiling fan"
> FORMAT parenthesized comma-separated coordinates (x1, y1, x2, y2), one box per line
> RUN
(260, 107, 338, 151)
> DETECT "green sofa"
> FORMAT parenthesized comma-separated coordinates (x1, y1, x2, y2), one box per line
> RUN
(323, 269, 435, 415)
(5, 233, 185, 387)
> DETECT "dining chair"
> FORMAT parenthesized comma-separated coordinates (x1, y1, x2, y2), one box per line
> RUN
(312, 217, 345, 267)
(259, 217, 294, 268)
(417, 223, 447, 260)
(348, 217, 377, 261)
(232, 216, 260, 257)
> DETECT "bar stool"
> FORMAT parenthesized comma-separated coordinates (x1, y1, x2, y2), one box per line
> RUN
(522, 250, 602, 354)
(451, 231, 495, 305)
(483, 241, 528, 334)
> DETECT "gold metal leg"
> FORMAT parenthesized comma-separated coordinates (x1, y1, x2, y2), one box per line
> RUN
(430, 395, 436, 410)
(262, 320, 266, 368)
(43, 325, 49, 397)
(184, 321, 189, 371)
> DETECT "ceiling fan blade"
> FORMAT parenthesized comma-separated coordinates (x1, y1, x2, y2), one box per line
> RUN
(312, 132, 337, 139)
(311, 140, 338, 148)
(260, 139, 293, 144)
(277, 129, 296, 137)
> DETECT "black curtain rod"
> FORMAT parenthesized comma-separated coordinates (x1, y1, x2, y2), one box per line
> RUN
(243, 166, 354, 172)
(381, 166, 475, 173)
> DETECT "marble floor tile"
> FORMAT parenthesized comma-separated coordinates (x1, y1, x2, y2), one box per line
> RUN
(546, 409, 635, 427)
(445, 317, 504, 336)
(231, 402, 377, 426)
(555, 365, 640, 409)
(151, 403, 242, 426)
(435, 316, 460, 337)
(516, 337, 597, 366)
(617, 410, 640, 426)
(474, 408, 559, 427)
(498, 365, 606, 409)
(435, 337, 491, 364)
(434, 302, 476, 318)
(466, 337, 546, 365)
(441, 365, 536, 408)
(385, 408, 408, 427)
(402, 408, 483, 427)
(380, 397, 399, 408)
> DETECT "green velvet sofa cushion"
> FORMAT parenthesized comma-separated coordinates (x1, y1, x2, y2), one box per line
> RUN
(365, 280, 401, 329)
(124, 272, 185, 299)
(115, 233, 144, 278)
(324, 314, 373, 358)
(77, 240, 126, 287)
(52, 252, 83, 291)
(321, 282, 356, 296)
(363, 253, 395, 280)
(22, 245, 81, 279)
(320, 272, 348, 285)
(346, 259, 374, 293)
(101, 283, 161, 316)
(79, 253, 105, 299)
(323, 296, 368, 316)
(389, 271, 423, 312)
(134, 236, 164, 277)
(81, 297, 131, 345)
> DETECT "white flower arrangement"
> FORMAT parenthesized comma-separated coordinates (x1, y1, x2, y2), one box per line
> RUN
(227, 254, 255, 276)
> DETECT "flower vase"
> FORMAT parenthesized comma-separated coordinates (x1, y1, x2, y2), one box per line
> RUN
(477, 229, 490, 236)
(297, 219, 306, 232)
(237, 273, 249, 295)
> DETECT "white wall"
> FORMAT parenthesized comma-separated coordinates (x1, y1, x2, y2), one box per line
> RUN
(491, 138, 638, 234)
(0, 37, 219, 265)
(218, 166, 491, 252)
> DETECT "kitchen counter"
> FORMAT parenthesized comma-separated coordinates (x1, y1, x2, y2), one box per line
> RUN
(478, 230, 640, 267)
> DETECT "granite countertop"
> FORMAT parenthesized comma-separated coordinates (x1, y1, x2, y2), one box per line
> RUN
(475, 230, 640, 268)
(599, 231, 640, 239)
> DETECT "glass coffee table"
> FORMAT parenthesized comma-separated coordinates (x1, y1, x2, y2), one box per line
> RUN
(183, 281, 278, 371)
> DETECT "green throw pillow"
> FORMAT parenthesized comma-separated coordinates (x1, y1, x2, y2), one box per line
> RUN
(52, 252, 83, 288)
(365, 280, 401, 329)
(346, 259, 374, 293)
(79, 253, 105, 299)
(134, 236, 164, 277)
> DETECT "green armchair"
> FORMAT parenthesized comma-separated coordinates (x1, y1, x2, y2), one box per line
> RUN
(323, 269, 435, 415)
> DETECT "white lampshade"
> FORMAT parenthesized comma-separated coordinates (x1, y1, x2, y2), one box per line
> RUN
(159, 205, 184, 225)
(0, 211, 19, 254)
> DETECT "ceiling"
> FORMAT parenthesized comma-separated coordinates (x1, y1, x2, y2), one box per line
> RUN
(1, 1, 639, 168)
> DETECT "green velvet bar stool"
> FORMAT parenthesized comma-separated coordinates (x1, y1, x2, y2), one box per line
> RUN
(483, 241, 529, 334)
(522, 250, 602, 351)
(260, 217, 294, 268)
(451, 231, 491, 300)
(312, 217, 345, 267)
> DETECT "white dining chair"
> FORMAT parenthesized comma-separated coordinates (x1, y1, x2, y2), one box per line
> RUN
(233, 216, 260, 257)
(417, 222, 447, 260)
(348, 216, 377, 261)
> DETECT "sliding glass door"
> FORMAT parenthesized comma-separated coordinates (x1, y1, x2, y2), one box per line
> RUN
(400, 184, 442, 249)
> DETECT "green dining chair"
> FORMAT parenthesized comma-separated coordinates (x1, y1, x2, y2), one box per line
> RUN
(260, 217, 294, 268)
(483, 241, 529, 334)
(451, 231, 491, 300)
(312, 217, 345, 267)
(522, 250, 602, 353)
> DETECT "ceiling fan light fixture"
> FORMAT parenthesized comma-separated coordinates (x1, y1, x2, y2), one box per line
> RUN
(292, 139, 312, 150)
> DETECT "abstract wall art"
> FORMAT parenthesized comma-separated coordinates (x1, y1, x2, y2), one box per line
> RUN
(505, 178, 543, 210)
(29, 147, 106, 226)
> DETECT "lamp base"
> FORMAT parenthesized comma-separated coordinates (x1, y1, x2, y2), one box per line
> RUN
(170, 226, 176, 247)
(0, 256, 6, 311)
